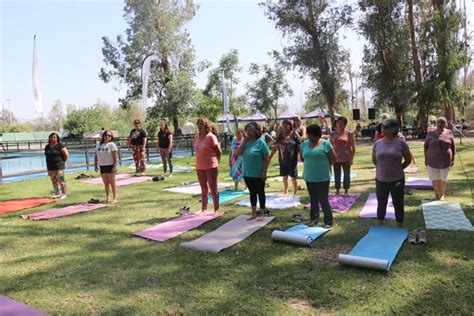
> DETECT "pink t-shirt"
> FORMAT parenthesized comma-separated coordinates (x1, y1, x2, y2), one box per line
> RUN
(194, 133, 219, 170)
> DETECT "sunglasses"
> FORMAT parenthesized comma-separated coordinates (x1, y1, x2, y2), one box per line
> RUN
(105, 134, 113, 137)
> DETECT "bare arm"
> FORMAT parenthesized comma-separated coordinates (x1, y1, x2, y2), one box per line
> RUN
(328, 148, 337, 165)
(156, 135, 160, 151)
(269, 145, 278, 161)
(168, 134, 173, 151)
(236, 139, 247, 156)
(61, 147, 69, 162)
(262, 152, 270, 181)
(112, 150, 118, 172)
(402, 147, 412, 169)
(350, 132, 356, 162)
(423, 135, 429, 166)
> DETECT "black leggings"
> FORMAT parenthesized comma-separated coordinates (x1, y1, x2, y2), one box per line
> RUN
(376, 178, 405, 223)
(244, 177, 266, 209)
(334, 162, 351, 191)
(305, 181, 332, 225)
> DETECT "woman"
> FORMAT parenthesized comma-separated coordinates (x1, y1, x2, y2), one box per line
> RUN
(229, 128, 244, 191)
(372, 119, 412, 227)
(236, 122, 270, 221)
(156, 122, 173, 176)
(330, 116, 356, 196)
(128, 119, 147, 175)
(375, 113, 390, 140)
(301, 124, 337, 228)
(94, 130, 118, 203)
(424, 117, 455, 200)
(293, 116, 306, 139)
(269, 120, 300, 196)
(44, 132, 68, 198)
(194, 118, 222, 213)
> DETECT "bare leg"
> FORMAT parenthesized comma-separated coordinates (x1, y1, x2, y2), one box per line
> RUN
(101, 174, 110, 203)
(109, 173, 117, 203)
(291, 177, 297, 196)
(439, 181, 447, 200)
(283, 175, 289, 195)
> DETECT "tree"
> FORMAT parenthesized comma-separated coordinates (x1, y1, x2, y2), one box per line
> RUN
(48, 99, 64, 132)
(63, 101, 111, 137)
(261, 0, 352, 122)
(359, 0, 414, 122)
(99, 0, 197, 134)
(191, 90, 221, 123)
(246, 63, 293, 123)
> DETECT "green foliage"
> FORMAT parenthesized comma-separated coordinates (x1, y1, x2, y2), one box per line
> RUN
(261, 0, 352, 121)
(246, 63, 293, 120)
(304, 87, 349, 113)
(63, 101, 112, 136)
(191, 90, 221, 122)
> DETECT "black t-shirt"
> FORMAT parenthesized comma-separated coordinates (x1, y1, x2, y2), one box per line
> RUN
(129, 128, 147, 146)
(277, 132, 301, 165)
(45, 143, 66, 171)
(158, 130, 172, 149)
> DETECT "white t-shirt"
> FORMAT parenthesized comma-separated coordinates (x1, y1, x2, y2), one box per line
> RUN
(96, 142, 118, 166)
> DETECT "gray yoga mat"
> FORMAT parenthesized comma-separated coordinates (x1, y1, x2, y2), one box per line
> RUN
(422, 200, 473, 231)
(180, 215, 274, 253)
(271, 224, 329, 247)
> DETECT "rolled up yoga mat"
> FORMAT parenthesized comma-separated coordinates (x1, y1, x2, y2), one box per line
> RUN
(133, 211, 225, 242)
(208, 190, 247, 204)
(21, 203, 108, 220)
(338, 225, 408, 271)
(235, 194, 299, 209)
(0, 197, 56, 216)
(405, 177, 433, 190)
(271, 224, 329, 247)
(0, 295, 47, 316)
(359, 193, 396, 220)
(422, 200, 473, 231)
(180, 215, 274, 253)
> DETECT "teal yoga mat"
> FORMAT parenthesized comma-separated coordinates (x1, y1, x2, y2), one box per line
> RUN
(208, 189, 247, 204)
(271, 224, 329, 247)
(338, 225, 408, 271)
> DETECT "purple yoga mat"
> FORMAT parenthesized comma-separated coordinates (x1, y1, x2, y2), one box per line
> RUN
(405, 177, 433, 190)
(133, 211, 225, 242)
(359, 193, 396, 220)
(0, 295, 47, 316)
(115, 176, 153, 187)
(304, 193, 361, 213)
(21, 203, 107, 220)
(82, 173, 132, 185)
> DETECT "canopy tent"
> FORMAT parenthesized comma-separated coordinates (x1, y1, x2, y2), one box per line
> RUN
(277, 109, 299, 120)
(180, 122, 195, 135)
(217, 113, 239, 123)
(239, 112, 267, 122)
(301, 108, 341, 119)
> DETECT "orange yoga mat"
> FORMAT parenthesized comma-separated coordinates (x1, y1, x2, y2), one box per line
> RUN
(0, 197, 56, 215)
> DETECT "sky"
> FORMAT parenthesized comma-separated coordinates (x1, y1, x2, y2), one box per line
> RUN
(1, 0, 472, 122)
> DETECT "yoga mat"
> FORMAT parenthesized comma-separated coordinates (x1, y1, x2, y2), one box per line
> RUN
(405, 177, 433, 190)
(173, 166, 194, 172)
(164, 183, 232, 195)
(128, 163, 162, 169)
(305, 193, 361, 213)
(180, 215, 274, 253)
(0, 197, 56, 215)
(359, 193, 395, 220)
(338, 225, 408, 271)
(21, 203, 108, 220)
(330, 172, 358, 182)
(404, 166, 419, 173)
(208, 190, 248, 204)
(115, 176, 153, 187)
(271, 224, 329, 247)
(133, 211, 225, 242)
(0, 295, 47, 316)
(235, 194, 300, 209)
(81, 173, 132, 185)
(422, 200, 473, 231)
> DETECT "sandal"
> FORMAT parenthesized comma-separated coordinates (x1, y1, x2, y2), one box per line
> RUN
(88, 198, 100, 204)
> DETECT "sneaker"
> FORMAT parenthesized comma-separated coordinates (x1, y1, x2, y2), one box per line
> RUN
(417, 230, 427, 244)
(408, 230, 418, 244)
(323, 224, 333, 230)
(50, 193, 61, 199)
(308, 220, 318, 227)
(59, 194, 67, 200)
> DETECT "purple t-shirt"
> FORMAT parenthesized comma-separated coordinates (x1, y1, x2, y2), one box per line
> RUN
(424, 129, 455, 169)
(373, 138, 409, 182)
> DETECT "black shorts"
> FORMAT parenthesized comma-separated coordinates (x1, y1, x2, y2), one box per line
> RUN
(279, 163, 298, 178)
(100, 165, 114, 174)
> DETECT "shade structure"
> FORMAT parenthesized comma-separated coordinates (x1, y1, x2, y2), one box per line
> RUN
(301, 108, 341, 119)
(217, 113, 239, 123)
(277, 109, 299, 120)
(239, 112, 267, 122)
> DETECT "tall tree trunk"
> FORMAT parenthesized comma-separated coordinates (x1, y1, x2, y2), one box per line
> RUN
(172, 114, 180, 136)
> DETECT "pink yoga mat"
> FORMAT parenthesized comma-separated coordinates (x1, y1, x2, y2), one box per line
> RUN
(133, 211, 225, 242)
(359, 193, 395, 220)
(304, 193, 361, 213)
(21, 203, 107, 220)
(0, 295, 47, 316)
(115, 176, 153, 187)
(81, 173, 132, 185)
(405, 177, 433, 190)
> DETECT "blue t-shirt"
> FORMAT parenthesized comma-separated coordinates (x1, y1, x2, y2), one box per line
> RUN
(242, 138, 270, 178)
(302, 139, 333, 182)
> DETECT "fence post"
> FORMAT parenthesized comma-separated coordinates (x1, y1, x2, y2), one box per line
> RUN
(0, 157, 3, 184)
(118, 142, 122, 166)
(28, 140, 31, 150)
(146, 144, 150, 162)
(85, 143, 90, 170)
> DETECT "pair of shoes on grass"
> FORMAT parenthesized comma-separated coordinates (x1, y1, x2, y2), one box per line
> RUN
(177, 206, 191, 215)
(290, 214, 305, 222)
(408, 229, 426, 244)
(152, 175, 166, 182)
(88, 198, 100, 204)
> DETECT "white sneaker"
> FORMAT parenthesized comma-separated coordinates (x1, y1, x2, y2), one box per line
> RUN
(50, 193, 61, 199)
(59, 194, 67, 200)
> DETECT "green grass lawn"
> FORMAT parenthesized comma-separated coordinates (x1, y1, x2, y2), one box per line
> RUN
(1, 140, 473, 314)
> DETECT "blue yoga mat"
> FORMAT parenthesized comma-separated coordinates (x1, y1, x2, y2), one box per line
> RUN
(338, 225, 408, 271)
(271, 224, 329, 247)
(208, 190, 247, 204)
(330, 172, 358, 182)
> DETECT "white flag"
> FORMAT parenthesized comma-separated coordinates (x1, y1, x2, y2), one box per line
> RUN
(32, 35, 43, 113)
